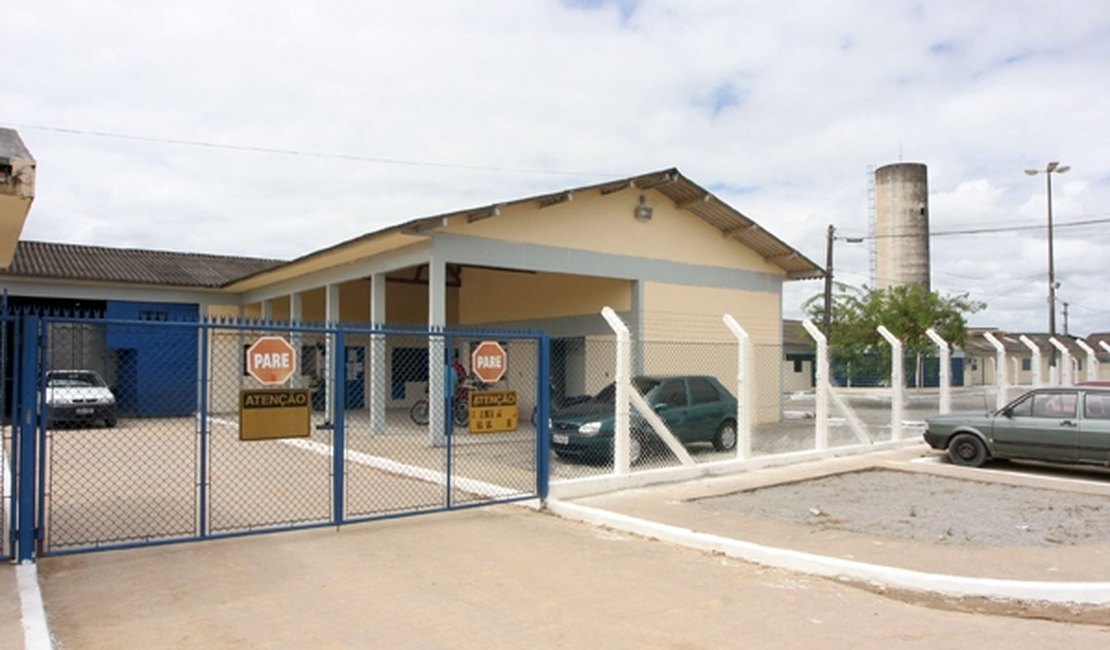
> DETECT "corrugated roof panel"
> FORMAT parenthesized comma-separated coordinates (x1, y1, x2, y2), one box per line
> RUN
(0, 241, 284, 288)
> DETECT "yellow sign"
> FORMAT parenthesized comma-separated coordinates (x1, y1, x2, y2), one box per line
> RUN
(239, 389, 311, 440)
(468, 390, 518, 434)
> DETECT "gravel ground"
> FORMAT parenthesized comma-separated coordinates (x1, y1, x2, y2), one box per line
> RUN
(697, 468, 1110, 547)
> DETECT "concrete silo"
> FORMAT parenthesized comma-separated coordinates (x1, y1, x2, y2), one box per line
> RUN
(874, 162, 930, 291)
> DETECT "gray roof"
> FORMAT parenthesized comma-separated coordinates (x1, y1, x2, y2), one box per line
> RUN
(1, 241, 284, 289)
(236, 167, 824, 286)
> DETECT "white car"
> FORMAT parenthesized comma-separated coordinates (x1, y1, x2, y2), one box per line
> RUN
(45, 370, 117, 427)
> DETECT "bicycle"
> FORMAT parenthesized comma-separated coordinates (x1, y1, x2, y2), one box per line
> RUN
(410, 385, 471, 427)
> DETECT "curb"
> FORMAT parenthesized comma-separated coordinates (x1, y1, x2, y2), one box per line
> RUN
(17, 563, 52, 650)
(545, 499, 1110, 606)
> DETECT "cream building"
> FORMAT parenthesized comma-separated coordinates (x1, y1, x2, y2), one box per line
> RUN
(2, 168, 821, 422)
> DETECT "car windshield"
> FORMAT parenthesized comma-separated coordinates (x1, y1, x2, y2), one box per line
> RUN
(47, 372, 106, 388)
(591, 378, 662, 404)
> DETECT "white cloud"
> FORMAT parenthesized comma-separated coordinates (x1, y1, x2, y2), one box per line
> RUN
(3, 0, 1110, 333)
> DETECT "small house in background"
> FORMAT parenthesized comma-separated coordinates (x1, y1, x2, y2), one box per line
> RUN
(962, 329, 1110, 387)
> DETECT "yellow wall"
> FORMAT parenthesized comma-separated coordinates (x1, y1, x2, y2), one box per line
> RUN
(340, 280, 370, 322)
(459, 269, 629, 325)
(442, 188, 783, 276)
(641, 282, 781, 345)
(639, 282, 783, 423)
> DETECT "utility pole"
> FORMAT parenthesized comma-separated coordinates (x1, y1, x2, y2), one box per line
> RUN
(823, 225, 864, 341)
(1063, 302, 1069, 337)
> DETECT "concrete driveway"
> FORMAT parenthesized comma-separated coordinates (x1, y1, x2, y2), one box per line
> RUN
(19, 503, 1110, 648)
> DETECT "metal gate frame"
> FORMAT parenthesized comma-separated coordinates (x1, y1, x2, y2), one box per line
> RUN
(4, 311, 551, 560)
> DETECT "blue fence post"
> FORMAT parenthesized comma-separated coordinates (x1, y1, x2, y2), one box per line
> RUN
(16, 315, 40, 562)
(444, 332, 454, 509)
(198, 321, 210, 538)
(332, 329, 346, 526)
(537, 334, 551, 501)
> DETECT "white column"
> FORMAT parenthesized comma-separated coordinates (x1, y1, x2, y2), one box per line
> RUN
(1019, 335, 1042, 387)
(723, 315, 752, 460)
(326, 284, 340, 423)
(428, 256, 447, 446)
(983, 332, 1007, 409)
(602, 307, 631, 475)
(1076, 340, 1099, 383)
(925, 328, 950, 414)
(260, 299, 273, 322)
(1049, 337, 1073, 386)
(877, 326, 904, 441)
(370, 274, 387, 435)
(802, 320, 828, 450)
(289, 293, 304, 388)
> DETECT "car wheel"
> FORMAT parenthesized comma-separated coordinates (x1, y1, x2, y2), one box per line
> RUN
(947, 433, 988, 467)
(713, 420, 737, 451)
(105, 417, 117, 428)
(629, 432, 644, 465)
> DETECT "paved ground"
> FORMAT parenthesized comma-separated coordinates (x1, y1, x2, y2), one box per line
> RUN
(6, 446, 1110, 648)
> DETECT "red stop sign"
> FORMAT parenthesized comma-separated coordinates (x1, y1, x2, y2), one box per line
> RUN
(471, 341, 507, 383)
(247, 336, 298, 385)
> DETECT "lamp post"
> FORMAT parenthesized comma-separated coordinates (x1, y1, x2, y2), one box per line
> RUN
(1024, 161, 1070, 341)
(823, 225, 864, 340)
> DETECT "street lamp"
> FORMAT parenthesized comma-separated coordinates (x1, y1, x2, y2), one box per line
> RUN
(1024, 161, 1070, 341)
(823, 224, 865, 339)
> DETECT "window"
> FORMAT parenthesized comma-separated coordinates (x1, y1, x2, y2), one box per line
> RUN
(689, 378, 720, 405)
(655, 380, 688, 408)
(1032, 392, 1077, 418)
(1022, 358, 1031, 371)
(1008, 394, 1033, 417)
(793, 359, 804, 373)
(1085, 393, 1110, 420)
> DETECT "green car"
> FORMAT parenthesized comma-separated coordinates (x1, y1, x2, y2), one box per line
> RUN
(924, 386, 1110, 467)
(549, 375, 738, 464)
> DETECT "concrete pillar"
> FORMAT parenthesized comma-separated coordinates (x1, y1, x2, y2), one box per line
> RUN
(370, 274, 387, 435)
(326, 284, 341, 422)
(428, 257, 447, 445)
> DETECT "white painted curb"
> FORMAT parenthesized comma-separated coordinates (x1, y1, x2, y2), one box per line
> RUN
(545, 499, 1110, 606)
(17, 563, 52, 650)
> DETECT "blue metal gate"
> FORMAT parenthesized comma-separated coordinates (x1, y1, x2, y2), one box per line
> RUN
(4, 310, 550, 559)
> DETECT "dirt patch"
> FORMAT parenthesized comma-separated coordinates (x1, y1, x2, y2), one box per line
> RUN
(696, 468, 1110, 547)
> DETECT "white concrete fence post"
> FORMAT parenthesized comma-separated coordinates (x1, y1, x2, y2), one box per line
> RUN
(1049, 337, 1073, 386)
(1076, 339, 1099, 383)
(1019, 335, 1042, 387)
(925, 328, 951, 414)
(722, 314, 752, 460)
(601, 307, 632, 475)
(801, 320, 829, 450)
(877, 326, 904, 441)
(983, 332, 1008, 409)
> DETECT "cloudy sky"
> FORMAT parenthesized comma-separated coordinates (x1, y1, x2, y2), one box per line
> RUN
(4, 1, 1109, 335)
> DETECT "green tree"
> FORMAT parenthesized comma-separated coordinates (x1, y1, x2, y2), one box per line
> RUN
(804, 283, 985, 386)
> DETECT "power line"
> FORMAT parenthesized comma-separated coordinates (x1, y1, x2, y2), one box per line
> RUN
(5, 122, 612, 178)
(840, 216, 1110, 241)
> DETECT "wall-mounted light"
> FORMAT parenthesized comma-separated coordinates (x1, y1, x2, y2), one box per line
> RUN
(634, 194, 653, 221)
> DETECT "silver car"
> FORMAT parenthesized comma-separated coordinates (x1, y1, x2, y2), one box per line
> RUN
(45, 369, 118, 428)
(924, 386, 1110, 467)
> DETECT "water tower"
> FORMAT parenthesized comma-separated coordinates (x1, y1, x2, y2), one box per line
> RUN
(873, 162, 930, 291)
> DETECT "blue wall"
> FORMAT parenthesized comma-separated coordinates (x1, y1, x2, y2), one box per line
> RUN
(105, 301, 198, 417)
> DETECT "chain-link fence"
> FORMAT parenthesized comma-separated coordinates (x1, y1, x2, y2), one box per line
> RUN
(30, 315, 546, 555)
